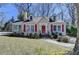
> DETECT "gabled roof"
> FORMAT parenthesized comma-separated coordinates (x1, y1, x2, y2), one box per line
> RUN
(12, 21, 23, 25)
(12, 16, 65, 25)
(24, 16, 43, 24)
(38, 17, 49, 23)
(30, 16, 43, 23)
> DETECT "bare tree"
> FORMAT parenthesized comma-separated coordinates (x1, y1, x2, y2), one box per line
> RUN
(39, 3, 54, 17)
(0, 4, 6, 31)
(14, 3, 32, 21)
(65, 4, 76, 25)
(56, 4, 64, 20)
(70, 3, 79, 55)
(14, 3, 32, 15)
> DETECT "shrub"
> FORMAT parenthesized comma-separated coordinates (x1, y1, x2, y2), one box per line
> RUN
(29, 33, 32, 38)
(57, 36, 69, 43)
(57, 36, 62, 42)
(50, 33, 58, 39)
(51, 32, 55, 35)
(59, 33, 62, 36)
(50, 35, 53, 39)
(62, 37, 69, 43)
(53, 34, 58, 39)
(34, 33, 39, 39)
(39, 33, 42, 38)
(66, 26, 77, 37)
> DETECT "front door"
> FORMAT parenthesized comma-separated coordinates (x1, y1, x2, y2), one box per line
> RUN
(42, 25, 46, 33)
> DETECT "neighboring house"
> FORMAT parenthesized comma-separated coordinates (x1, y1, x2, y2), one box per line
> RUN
(12, 16, 66, 36)
(0, 23, 4, 31)
(12, 21, 23, 33)
(0, 26, 2, 31)
(4, 17, 15, 32)
(4, 22, 13, 32)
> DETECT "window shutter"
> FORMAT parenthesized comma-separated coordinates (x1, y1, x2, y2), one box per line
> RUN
(35, 24, 37, 32)
(62, 24, 64, 32)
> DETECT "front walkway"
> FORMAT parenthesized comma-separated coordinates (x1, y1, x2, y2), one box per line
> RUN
(43, 39, 75, 48)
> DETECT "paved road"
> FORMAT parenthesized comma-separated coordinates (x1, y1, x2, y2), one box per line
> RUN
(43, 39, 75, 48)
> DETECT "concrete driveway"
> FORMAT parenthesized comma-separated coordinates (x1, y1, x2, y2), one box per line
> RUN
(43, 39, 75, 48)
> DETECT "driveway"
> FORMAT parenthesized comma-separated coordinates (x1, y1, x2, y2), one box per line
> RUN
(43, 39, 75, 48)
(68, 37, 76, 44)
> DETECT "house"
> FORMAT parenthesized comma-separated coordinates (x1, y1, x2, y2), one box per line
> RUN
(4, 22, 12, 32)
(0, 22, 4, 32)
(0, 27, 1, 31)
(12, 16, 66, 36)
(12, 21, 23, 34)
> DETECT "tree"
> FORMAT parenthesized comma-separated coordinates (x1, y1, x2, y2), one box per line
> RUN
(56, 4, 64, 20)
(14, 3, 32, 21)
(0, 4, 6, 31)
(72, 4, 79, 55)
(65, 4, 76, 25)
(0, 11, 6, 31)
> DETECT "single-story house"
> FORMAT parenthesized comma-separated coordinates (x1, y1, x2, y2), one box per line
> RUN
(12, 16, 66, 36)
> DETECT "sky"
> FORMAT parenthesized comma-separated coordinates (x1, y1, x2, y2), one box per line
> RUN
(0, 4, 18, 23)
(0, 3, 72, 24)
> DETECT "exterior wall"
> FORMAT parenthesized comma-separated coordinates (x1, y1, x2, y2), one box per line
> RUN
(38, 23, 48, 35)
(23, 23, 31, 36)
(49, 22, 66, 35)
(12, 19, 66, 36)
(12, 22, 23, 34)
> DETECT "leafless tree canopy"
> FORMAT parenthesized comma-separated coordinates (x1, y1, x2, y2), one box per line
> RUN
(14, 3, 32, 14)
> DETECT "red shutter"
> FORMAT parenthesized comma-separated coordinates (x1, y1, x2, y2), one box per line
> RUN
(62, 24, 64, 32)
(51, 24, 53, 32)
(35, 24, 37, 32)
(42, 25, 46, 33)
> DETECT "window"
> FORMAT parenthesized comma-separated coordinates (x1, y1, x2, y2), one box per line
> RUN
(58, 25, 61, 31)
(27, 25, 30, 32)
(31, 25, 34, 32)
(51, 24, 53, 32)
(54, 25, 56, 31)
(30, 16, 32, 21)
(19, 25, 21, 32)
(14, 25, 18, 30)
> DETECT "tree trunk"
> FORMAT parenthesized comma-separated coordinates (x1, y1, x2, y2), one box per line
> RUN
(72, 4, 79, 55)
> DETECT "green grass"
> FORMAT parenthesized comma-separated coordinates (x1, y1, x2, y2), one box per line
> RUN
(0, 36, 71, 55)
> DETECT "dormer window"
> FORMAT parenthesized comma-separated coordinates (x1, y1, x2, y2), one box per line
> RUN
(49, 18, 53, 22)
(53, 16, 56, 21)
(49, 17, 55, 22)
(30, 16, 32, 21)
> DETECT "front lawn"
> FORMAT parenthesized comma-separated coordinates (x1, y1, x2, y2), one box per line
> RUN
(0, 36, 71, 55)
